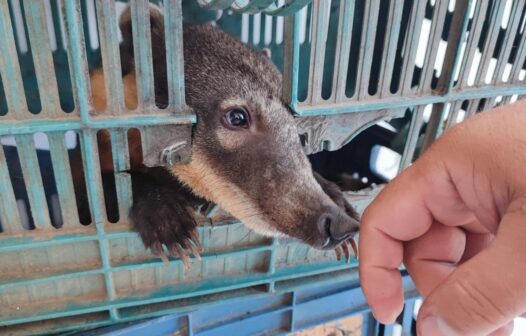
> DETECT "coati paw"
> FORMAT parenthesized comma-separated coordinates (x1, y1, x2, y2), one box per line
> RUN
(130, 170, 204, 269)
(313, 172, 360, 221)
(314, 172, 359, 261)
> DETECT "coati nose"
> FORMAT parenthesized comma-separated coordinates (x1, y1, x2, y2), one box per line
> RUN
(317, 207, 360, 247)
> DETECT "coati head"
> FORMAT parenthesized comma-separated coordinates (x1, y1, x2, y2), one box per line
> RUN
(118, 5, 359, 250)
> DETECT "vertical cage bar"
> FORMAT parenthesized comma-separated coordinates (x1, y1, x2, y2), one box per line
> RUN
(48, 132, 80, 228)
(456, 0, 490, 87)
(492, 0, 526, 84)
(164, 0, 186, 111)
(50, 0, 65, 51)
(356, 0, 380, 100)
(0, 145, 22, 233)
(437, 0, 472, 93)
(0, 1, 27, 118)
(306, 0, 330, 105)
(473, 0, 506, 85)
(401, 299, 416, 332)
(266, 238, 278, 292)
(421, 103, 448, 152)
(418, 0, 449, 93)
(110, 129, 132, 221)
(361, 312, 381, 336)
(331, 0, 354, 103)
(465, 98, 481, 118)
(130, 0, 155, 111)
(509, 8, 526, 83)
(79, 130, 118, 319)
(63, 0, 92, 122)
(444, 100, 463, 129)
(377, 0, 404, 97)
(95, 0, 125, 115)
(283, 11, 301, 109)
(23, 0, 61, 116)
(509, 30, 526, 82)
(399, 0, 427, 95)
(398, 105, 425, 171)
(79, 132, 106, 225)
(15, 134, 51, 229)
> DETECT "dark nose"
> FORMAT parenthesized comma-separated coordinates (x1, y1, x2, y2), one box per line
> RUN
(317, 207, 360, 247)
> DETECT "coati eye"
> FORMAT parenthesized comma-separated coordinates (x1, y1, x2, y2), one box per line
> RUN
(223, 108, 250, 129)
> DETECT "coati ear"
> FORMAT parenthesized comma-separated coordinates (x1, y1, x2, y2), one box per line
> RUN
(119, 4, 166, 75)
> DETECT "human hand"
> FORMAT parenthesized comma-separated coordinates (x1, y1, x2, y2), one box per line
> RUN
(359, 100, 526, 335)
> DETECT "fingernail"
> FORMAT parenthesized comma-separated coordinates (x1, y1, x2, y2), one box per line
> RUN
(419, 315, 458, 336)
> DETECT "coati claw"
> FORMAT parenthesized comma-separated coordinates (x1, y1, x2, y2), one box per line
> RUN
(190, 230, 204, 252)
(152, 242, 169, 264)
(349, 238, 358, 260)
(174, 244, 191, 269)
(334, 238, 358, 263)
(188, 241, 202, 260)
(341, 241, 351, 263)
(335, 246, 342, 261)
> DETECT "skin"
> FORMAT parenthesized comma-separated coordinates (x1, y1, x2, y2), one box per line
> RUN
(359, 99, 526, 336)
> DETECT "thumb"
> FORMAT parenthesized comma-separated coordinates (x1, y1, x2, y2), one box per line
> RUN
(417, 201, 526, 336)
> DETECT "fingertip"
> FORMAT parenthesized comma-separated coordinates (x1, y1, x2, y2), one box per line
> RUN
(489, 321, 514, 336)
(360, 268, 405, 324)
(371, 297, 405, 324)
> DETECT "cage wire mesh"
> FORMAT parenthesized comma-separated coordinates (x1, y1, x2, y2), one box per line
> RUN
(0, 0, 525, 335)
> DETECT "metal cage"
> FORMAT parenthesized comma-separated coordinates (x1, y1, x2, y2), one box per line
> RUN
(0, 0, 525, 335)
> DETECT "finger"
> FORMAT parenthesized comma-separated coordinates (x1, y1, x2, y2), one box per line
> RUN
(404, 224, 466, 297)
(461, 231, 494, 263)
(417, 205, 526, 335)
(489, 321, 514, 336)
(359, 158, 472, 324)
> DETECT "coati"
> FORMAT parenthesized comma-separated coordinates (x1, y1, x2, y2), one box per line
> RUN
(88, 4, 360, 267)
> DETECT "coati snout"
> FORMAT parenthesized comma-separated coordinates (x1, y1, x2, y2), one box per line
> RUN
(89, 4, 360, 263)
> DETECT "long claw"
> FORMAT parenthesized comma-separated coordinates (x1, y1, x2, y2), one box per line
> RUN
(349, 238, 358, 260)
(152, 242, 169, 264)
(190, 230, 203, 251)
(188, 240, 202, 261)
(175, 244, 191, 269)
(335, 246, 342, 261)
(168, 244, 180, 258)
(342, 241, 351, 263)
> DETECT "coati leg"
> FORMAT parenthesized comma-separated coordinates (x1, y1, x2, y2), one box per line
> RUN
(86, 6, 206, 265)
(89, 79, 206, 264)
(313, 172, 359, 220)
(129, 167, 205, 267)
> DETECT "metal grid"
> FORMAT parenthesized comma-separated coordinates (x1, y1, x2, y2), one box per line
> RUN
(0, 0, 525, 334)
